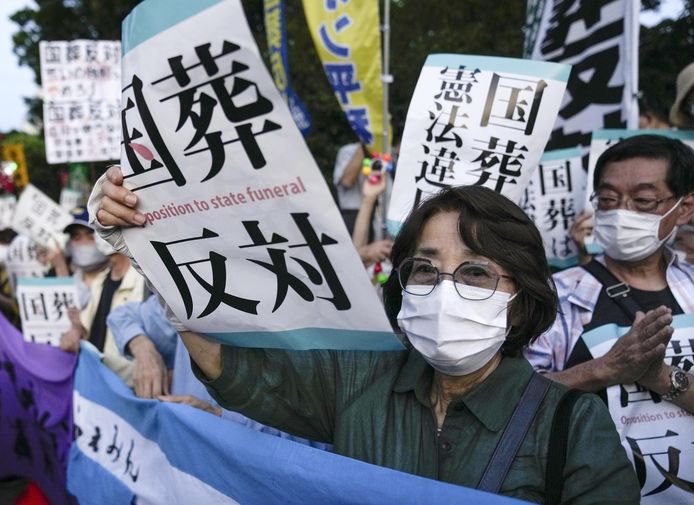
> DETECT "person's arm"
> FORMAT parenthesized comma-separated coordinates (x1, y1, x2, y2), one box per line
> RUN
(60, 307, 87, 354)
(338, 145, 364, 189)
(352, 174, 385, 249)
(546, 306, 674, 392)
(560, 394, 641, 504)
(637, 359, 694, 414)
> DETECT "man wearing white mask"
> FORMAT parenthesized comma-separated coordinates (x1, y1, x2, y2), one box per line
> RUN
(525, 134, 694, 503)
(63, 207, 111, 307)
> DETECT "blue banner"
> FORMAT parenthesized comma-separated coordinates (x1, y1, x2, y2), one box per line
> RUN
(68, 343, 528, 504)
(264, 0, 312, 134)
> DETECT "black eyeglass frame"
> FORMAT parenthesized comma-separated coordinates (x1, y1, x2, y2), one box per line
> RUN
(396, 256, 513, 300)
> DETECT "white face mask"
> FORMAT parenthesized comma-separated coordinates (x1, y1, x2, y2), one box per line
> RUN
(70, 243, 108, 270)
(593, 198, 682, 262)
(396, 280, 512, 376)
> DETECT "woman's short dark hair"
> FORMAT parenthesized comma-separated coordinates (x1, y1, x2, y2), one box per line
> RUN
(593, 134, 694, 197)
(382, 185, 558, 357)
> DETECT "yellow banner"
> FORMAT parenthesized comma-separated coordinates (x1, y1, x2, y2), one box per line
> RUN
(2, 144, 29, 190)
(302, 0, 387, 153)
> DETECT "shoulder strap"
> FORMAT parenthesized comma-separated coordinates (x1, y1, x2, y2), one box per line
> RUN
(544, 389, 585, 505)
(582, 259, 643, 319)
(477, 373, 551, 494)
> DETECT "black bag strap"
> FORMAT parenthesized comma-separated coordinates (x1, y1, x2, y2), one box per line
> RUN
(544, 389, 585, 505)
(477, 373, 551, 493)
(582, 259, 643, 320)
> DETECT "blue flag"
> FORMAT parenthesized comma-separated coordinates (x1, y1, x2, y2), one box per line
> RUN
(68, 344, 529, 504)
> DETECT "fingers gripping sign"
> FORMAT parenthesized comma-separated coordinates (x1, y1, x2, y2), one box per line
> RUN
(97, 166, 147, 227)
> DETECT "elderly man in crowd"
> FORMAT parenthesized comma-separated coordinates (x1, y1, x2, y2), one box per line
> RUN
(525, 134, 694, 503)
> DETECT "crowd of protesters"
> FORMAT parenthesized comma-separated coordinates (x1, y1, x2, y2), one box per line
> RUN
(0, 62, 694, 504)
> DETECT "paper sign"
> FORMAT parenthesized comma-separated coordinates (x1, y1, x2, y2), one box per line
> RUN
(11, 184, 72, 247)
(387, 54, 570, 236)
(17, 277, 79, 347)
(118, 0, 401, 351)
(519, 147, 587, 269)
(40, 40, 122, 163)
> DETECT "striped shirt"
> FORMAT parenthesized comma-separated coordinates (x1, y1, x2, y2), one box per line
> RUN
(524, 250, 694, 372)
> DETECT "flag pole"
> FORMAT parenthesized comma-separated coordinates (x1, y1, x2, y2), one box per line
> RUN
(377, 0, 392, 241)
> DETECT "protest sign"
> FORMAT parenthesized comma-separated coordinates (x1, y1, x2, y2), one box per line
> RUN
(0, 312, 76, 505)
(59, 187, 82, 211)
(0, 194, 17, 229)
(40, 40, 121, 163)
(387, 54, 569, 236)
(17, 277, 79, 347)
(68, 343, 528, 505)
(584, 314, 694, 504)
(302, 0, 387, 152)
(11, 184, 72, 247)
(526, 0, 639, 150)
(5, 234, 50, 291)
(519, 147, 586, 269)
(118, 0, 400, 351)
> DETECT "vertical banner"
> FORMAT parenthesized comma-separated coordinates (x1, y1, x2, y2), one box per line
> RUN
(17, 277, 79, 346)
(264, 0, 312, 134)
(386, 54, 569, 236)
(527, 0, 640, 149)
(583, 314, 694, 504)
(40, 40, 122, 164)
(519, 147, 586, 269)
(2, 143, 29, 190)
(118, 0, 400, 351)
(302, 0, 387, 153)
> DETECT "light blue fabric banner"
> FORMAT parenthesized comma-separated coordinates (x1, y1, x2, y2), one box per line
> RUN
(68, 344, 529, 504)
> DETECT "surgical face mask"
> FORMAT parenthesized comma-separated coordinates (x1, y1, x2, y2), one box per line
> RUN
(70, 243, 108, 270)
(396, 280, 512, 376)
(593, 199, 682, 262)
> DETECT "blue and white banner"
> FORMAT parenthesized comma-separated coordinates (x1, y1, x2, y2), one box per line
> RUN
(264, 0, 312, 135)
(68, 344, 529, 504)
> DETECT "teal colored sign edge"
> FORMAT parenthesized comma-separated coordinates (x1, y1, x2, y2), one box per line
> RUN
(592, 129, 694, 141)
(205, 327, 404, 351)
(584, 313, 694, 350)
(17, 276, 75, 287)
(540, 147, 585, 162)
(122, 0, 223, 55)
(425, 53, 571, 82)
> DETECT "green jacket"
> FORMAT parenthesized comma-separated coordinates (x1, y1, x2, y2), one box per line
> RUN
(195, 348, 640, 504)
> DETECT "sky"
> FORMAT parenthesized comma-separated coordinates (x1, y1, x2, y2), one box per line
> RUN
(0, 0, 687, 133)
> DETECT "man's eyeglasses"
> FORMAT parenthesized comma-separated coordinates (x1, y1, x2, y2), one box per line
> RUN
(590, 192, 677, 213)
(396, 257, 512, 300)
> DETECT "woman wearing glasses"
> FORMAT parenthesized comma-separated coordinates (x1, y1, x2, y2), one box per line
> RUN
(93, 171, 639, 504)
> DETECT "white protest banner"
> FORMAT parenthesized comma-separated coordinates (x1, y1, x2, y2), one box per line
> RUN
(526, 0, 639, 150)
(386, 54, 570, 236)
(11, 184, 72, 247)
(519, 147, 586, 269)
(0, 195, 17, 229)
(59, 188, 82, 211)
(40, 40, 121, 164)
(583, 129, 694, 254)
(584, 314, 694, 504)
(6, 235, 50, 291)
(118, 0, 401, 351)
(17, 277, 78, 347)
